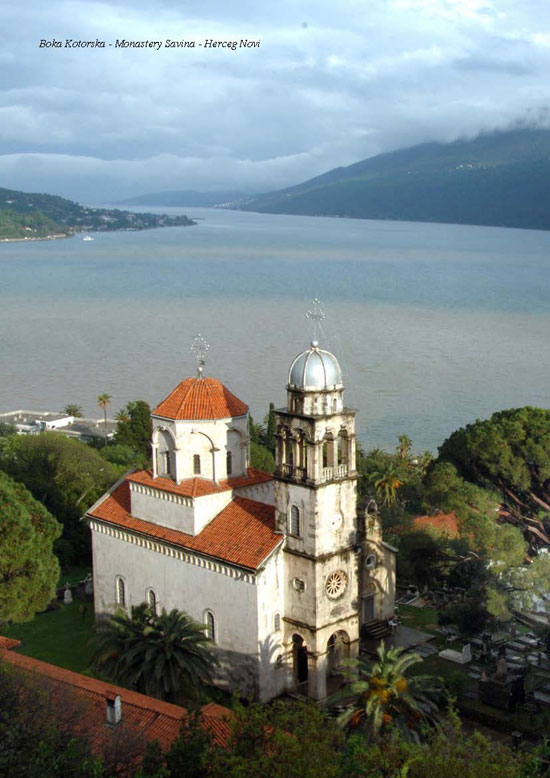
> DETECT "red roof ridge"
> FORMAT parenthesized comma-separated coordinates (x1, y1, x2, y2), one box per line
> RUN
(152, 376, 248, 421)
(126, 468, 272, 500)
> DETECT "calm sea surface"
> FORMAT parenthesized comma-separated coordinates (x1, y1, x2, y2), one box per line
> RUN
(2, 207, 550, 452)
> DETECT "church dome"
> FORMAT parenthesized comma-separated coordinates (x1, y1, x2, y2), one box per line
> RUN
(288, 342, 343, 391)
(153, 377, 248, 420)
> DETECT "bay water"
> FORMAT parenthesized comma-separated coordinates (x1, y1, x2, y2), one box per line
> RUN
(2, 207, 550, 452)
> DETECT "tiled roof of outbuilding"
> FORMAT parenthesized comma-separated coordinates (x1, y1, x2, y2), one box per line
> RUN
(0, 648, 232, 759)
(87, 481, 281, 571)
(153, 376, 248, 420)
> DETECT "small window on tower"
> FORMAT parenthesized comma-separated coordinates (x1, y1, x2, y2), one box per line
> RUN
(273, 612, 281, 632)
(290, 505, 300, 537)
(226, 450, 232, 475)
(193, 454, 201, 474)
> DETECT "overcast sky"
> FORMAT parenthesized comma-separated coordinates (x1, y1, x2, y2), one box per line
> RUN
(2, 0, 550, 202)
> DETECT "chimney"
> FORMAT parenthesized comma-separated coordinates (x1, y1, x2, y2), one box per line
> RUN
(105, 692, 122, 726)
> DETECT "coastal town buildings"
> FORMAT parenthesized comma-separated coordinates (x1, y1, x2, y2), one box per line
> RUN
(0, 409, 116, 443)
(85, 341, 396, 701)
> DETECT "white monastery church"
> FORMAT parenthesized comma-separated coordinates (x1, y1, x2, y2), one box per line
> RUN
(86, 340, 396, 702)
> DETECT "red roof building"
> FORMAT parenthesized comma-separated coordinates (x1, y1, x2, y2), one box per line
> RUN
(0, 644, 231, 767)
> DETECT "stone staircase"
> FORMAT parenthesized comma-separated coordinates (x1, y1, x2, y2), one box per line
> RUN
(362, 619, 391, 640)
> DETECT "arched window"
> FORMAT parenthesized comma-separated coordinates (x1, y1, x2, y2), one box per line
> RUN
(290, 505, 300, 536)
(193, 454, 201, 474)
(226, 450, 232, 476)
(332, 397, 338, 412)
(115, 577, 126, 606)
(146, 588, 157, 613)
(338, 430, 348, 466)
(156, 429, 174, 478)
(205, 610, 216, 642)
(273, 613, 281, 632)
(322, 434, 334, 468)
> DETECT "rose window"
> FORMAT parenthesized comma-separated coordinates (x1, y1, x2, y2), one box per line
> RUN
(325, 570, 348, 599)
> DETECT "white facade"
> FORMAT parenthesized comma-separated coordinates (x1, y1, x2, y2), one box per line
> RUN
(87, 345, 396, 702)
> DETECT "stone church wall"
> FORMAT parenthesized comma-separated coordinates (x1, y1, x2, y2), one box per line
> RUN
(91, 528, 262, 691)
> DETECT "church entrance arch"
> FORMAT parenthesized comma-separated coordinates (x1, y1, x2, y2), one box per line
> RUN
(292, 634, 308, 686)
(326, 630, 350, 677)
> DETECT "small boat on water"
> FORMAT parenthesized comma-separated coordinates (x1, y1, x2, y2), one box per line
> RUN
(82, 235, 94, 241)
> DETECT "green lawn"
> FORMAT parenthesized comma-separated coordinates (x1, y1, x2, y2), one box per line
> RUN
(3, 600, 95, 673)
(57, 566, 92, 587)
(398, 604, 439, 632)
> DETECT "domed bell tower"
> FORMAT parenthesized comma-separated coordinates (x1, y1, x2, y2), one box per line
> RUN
(275, 341, 360, 700)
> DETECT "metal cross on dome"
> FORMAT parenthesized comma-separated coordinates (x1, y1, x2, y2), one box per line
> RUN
(190, 334, 210, 378)
(305, 298, 325, 343)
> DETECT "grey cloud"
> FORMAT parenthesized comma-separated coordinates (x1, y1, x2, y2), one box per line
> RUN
(3, 0, 550, 199)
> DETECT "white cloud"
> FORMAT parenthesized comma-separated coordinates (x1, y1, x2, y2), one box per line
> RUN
(2, 0, 550, 199)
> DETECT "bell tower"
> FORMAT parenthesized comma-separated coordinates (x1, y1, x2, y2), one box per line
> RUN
(274, 340, 360, 699)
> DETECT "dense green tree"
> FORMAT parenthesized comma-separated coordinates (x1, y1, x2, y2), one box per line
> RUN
(0, 471, 61, 624)
(208, 699, 343, 778)
(92, 604, 217, 703)
(249, 441, 275, 473)
(438, 407, 550, 534)
(336, 646, 443, 741)
(115, 400, 152, 461)
(136, 712, 212, 778)
(248, 414, 264, 445)
(0, 432, 119, 562)
(396, 530, 455, 588)
(421, 461, 500, 551)
(100, 443, 140, 469)
(341, 710, 526, 778)
(263, 402, 276, 454)
(0, 422, 16, 438)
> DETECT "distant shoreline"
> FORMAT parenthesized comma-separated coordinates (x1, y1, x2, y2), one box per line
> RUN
(0, 233, 72, 244)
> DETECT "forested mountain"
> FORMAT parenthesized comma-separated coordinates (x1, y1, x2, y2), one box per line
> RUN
(0, 187, 195, 240)
(232, 128, 550, 231)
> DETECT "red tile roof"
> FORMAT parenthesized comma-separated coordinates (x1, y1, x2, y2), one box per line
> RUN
(88, 481, 281, 571)
(0, 647, 231, 759)
(153, 376, 248, 420)
(0, 636, 21, 650)
(127, 467, 272, 498)
(414, 511, 460, 537)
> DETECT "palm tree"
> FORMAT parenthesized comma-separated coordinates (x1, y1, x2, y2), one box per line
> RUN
(92, 604, 218, 702)
(371, 462, 404, 507)
(336, 645, 442, 740)
(63, 403, 83, 418)
(396, 435, 412, 460)
(97, 393, 111, 443)
(115, 407, 130, 424)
